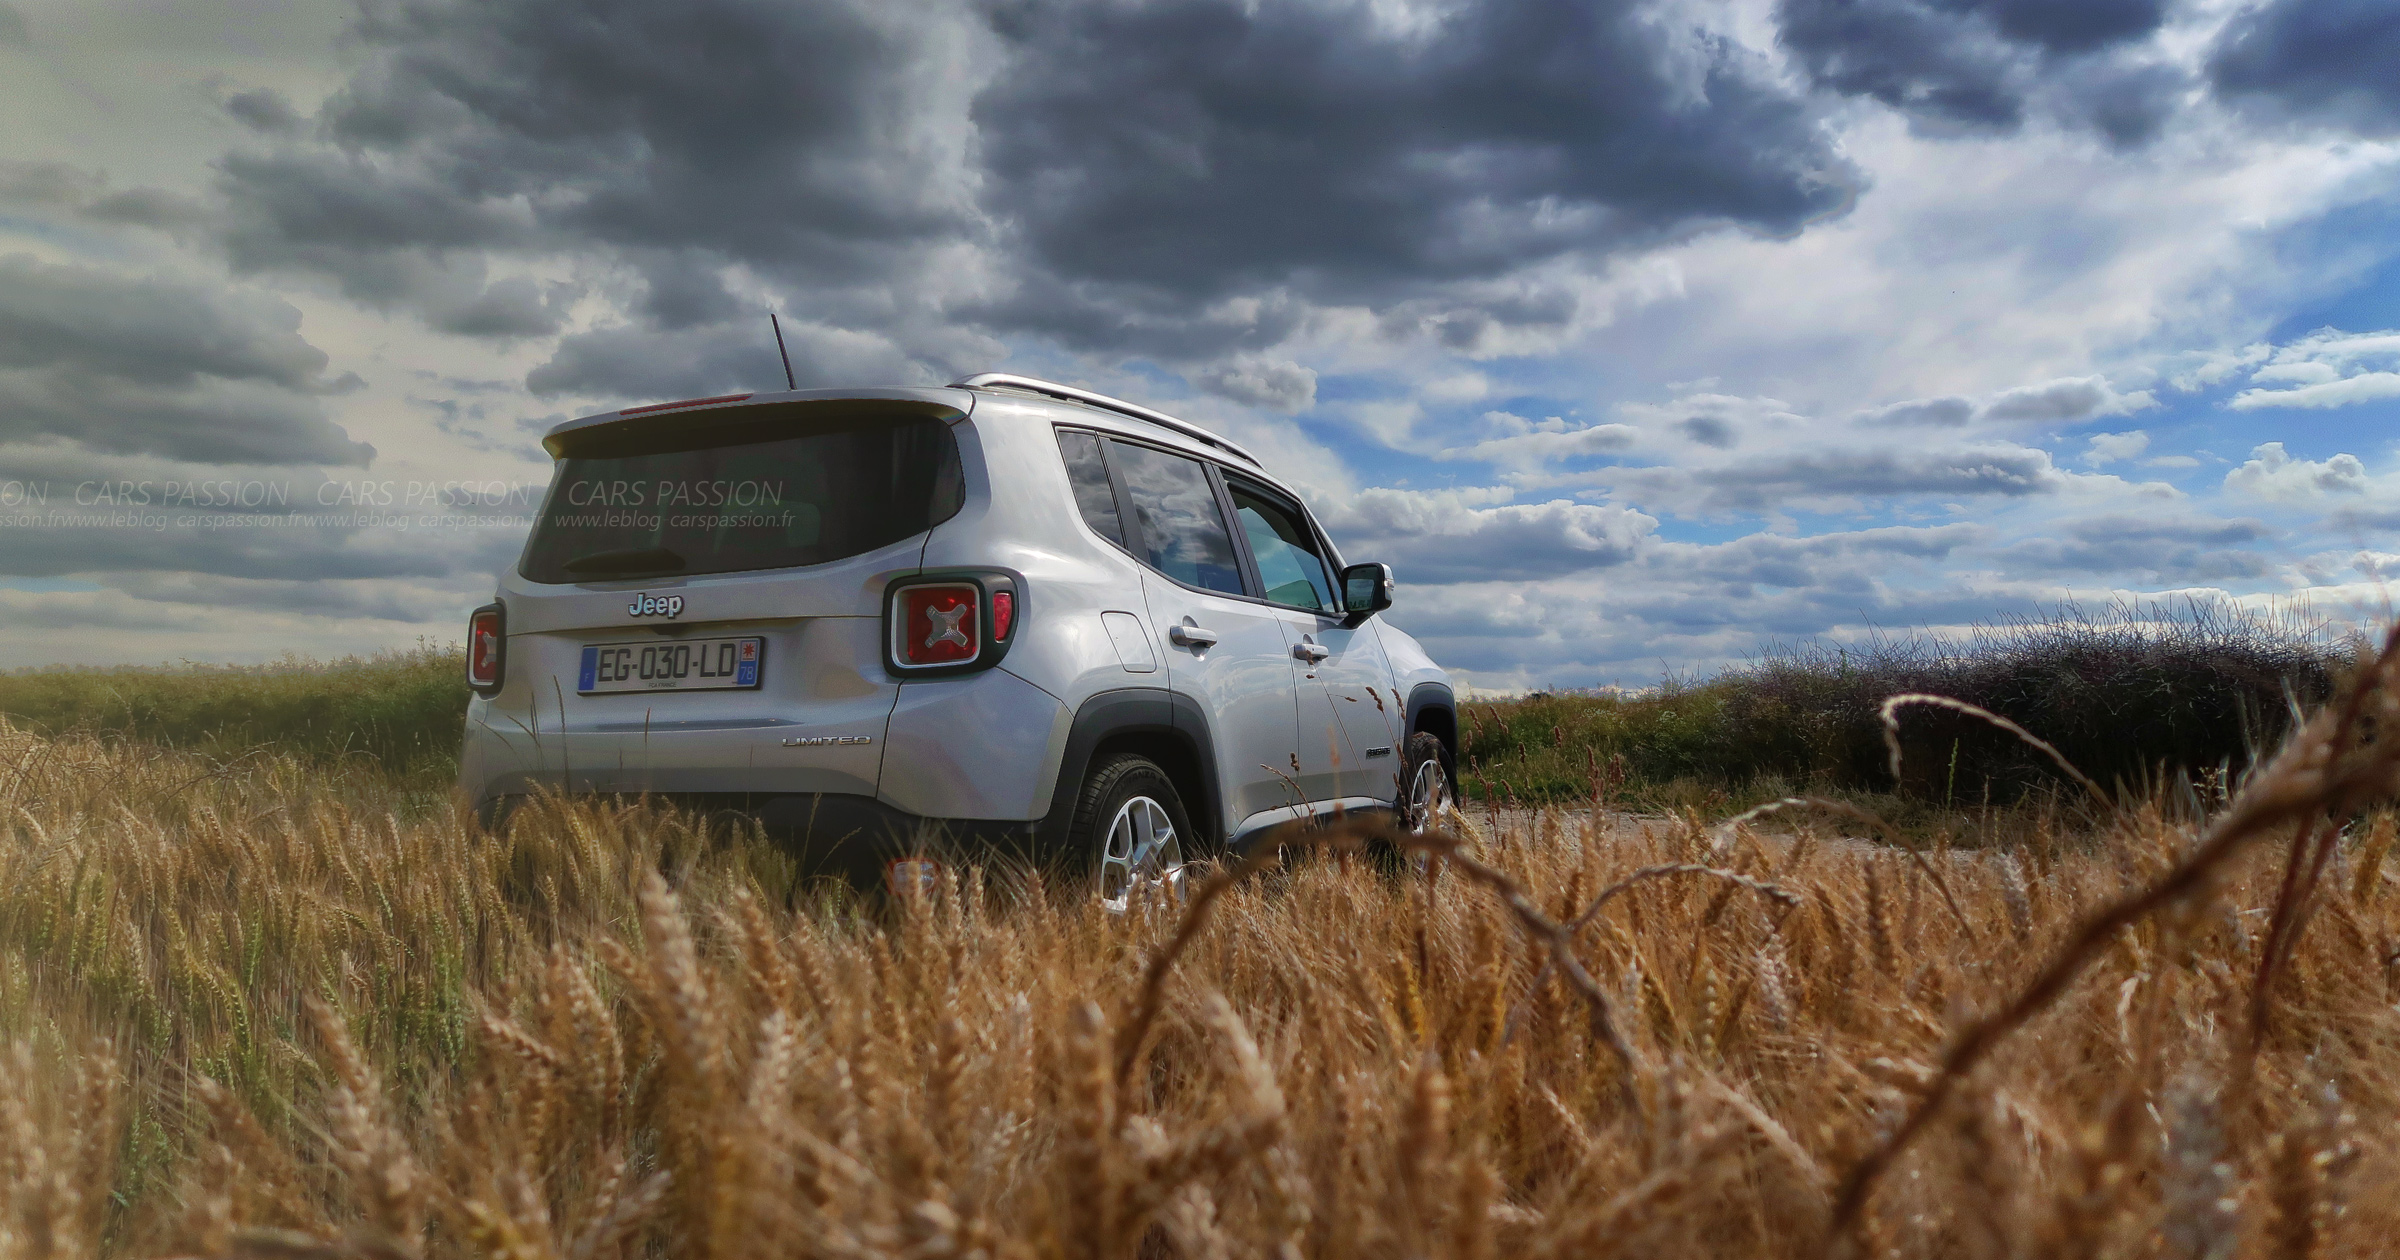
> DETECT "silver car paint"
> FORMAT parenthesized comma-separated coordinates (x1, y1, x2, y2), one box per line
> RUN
(460, 382, 1452, 845)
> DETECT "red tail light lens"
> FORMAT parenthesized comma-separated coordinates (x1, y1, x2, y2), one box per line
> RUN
(896, 583, 979, 667)
(467, 604, 505, 690)
(990, 589, 1015, 641)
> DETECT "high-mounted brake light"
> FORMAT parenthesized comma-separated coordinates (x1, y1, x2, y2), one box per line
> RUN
(618, 392, 752, 416)
(467, 602, 506, 692)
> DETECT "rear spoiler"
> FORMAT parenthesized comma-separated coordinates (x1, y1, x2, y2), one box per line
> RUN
(540, 387, 974, 458)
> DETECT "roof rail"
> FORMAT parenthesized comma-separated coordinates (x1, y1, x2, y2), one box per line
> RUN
(952, 372, 1261, 466)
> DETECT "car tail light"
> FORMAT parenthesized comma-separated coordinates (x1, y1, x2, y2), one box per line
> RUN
(883, 572, 1023, 676)
(896, 582, 979, 667)
(467, 602, 506, 691)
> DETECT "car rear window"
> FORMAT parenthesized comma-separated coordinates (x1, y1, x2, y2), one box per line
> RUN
(520, 409, 963, 583)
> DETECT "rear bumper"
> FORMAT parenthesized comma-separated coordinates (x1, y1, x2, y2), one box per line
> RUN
(457, 663, 1071, 824)
(478, 790, 1045, 888)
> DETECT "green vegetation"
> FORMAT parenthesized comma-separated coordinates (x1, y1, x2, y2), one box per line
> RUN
(0, 643, 470, 782)
(1461, 602, 2343, 815)
(0, 601, 2343, 820)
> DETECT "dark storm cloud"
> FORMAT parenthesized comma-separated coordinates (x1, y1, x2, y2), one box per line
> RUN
(0, 161, 207, 229)
(2209, 0, 2400, 138)
(1676, 416, 1737, 448)
(1320, 492, 1658, 584)
(2331, 504, 2400, 533)
(212, 0, 975, 332)
(975, 0, 1859, 314)
(1859, 395, 1976, 427)
(0, 255, 373, 465)
(223, 88, 304, 135)
(1665, 524, 1983, 590)
(103, 573, 484, 622)
(1992, 515, 2277, 582)
(0, 161, 92, 207)
(1775, 0, 2176, 144)
(1598, 443, 2072, 513)
(1854, 377, 2150, 429)
(0, 3, 25, 45)
(525, 318, 920, 401)
(0, 521, 468, 582)
(204, 0, 1862, 372)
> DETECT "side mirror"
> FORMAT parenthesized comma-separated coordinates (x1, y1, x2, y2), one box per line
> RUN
(1339, 562, 1394, 624)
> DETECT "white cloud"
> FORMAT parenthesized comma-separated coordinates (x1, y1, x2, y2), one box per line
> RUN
(1585, 441, 2097, 516)
(2082, 430, 2149, 466)
(1614, 392, 1807, 452)
(2222, 442, 2370, 499)
(1982, 377, 2157, 424)
(1192, 357, 1317, 412)
(2355, 551, 2400, 581)
(1322, 487, 1657, 583)
(2166, 342, 2271, 392)
(1436, 413, 1638, 469)
(1858, 396, 1975, 427)
(1860, 376, 2155, 430)
(2226, 328, 2400, 410)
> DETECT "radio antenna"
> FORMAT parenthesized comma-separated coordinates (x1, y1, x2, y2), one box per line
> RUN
(769, 312, 797, 391)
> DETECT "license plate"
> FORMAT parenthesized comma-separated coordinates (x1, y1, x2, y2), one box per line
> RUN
(577, 636, 762, 694)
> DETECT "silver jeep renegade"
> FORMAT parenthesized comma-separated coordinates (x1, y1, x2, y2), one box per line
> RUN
(459, 373, 1457, 903)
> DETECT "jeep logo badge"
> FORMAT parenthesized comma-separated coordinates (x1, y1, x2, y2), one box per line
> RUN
(628, 592, 684, 619)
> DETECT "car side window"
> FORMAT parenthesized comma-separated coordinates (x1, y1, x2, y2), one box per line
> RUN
(1226, 479, 1336, 612)
(1108, 440, 1245, 596)
(1054, 429, 1126, 547)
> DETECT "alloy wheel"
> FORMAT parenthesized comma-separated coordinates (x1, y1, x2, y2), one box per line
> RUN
(1099, 794, 1187, 913)
(1406, 755, 1450, 833)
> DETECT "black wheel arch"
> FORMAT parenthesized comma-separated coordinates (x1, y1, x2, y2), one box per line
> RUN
(1036, 687, 1222, 855)
(1405, 682, 1457, 773)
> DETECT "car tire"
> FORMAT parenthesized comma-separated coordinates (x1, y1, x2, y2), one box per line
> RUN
(1396, 730, 1454, 835)
(1068, 753, 1197, 912)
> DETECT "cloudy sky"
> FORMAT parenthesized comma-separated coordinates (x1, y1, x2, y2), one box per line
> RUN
(0, 0, 2395, 686)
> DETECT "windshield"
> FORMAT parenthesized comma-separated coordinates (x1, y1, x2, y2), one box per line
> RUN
(519, 410, 963, 583)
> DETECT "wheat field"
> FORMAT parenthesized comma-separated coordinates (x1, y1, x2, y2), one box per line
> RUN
(4, 634, 2400, 1259)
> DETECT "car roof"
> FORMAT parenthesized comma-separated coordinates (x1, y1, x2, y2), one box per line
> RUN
(538, 378, 1309, 503)
(950, 372, 1262, 467)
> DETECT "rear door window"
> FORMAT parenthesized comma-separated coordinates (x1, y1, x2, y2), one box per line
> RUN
(521, 410, 962, 583)
(1108, 440, 1245, 596)
(1226, 479, 1336, 613)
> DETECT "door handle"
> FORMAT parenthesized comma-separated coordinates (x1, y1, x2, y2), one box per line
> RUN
(1292, 641, 1330, 663)
(1169, 624, 1219, 648)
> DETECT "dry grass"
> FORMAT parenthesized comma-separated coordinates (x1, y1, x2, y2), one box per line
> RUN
(6, 633, 2400, 1258)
